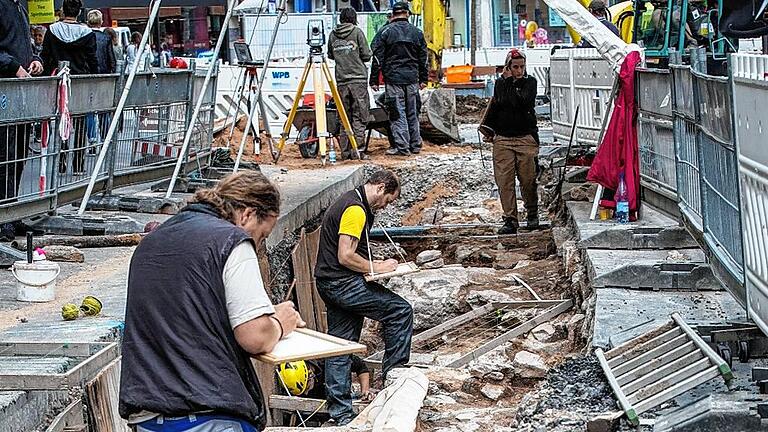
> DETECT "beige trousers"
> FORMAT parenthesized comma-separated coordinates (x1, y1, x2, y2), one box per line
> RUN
(492, 134, 539, 225)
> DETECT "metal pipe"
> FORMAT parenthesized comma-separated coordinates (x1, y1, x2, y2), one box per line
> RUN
(165, 0, 237, 198)
(78, 0, 163, 214)
(233, 0, 288, 172)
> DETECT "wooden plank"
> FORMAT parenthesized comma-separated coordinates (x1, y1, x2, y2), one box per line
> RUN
(0, 342, 96, 357)
(633, 365, 721, 415)
(510, 273, 541, 301)
(618, 348, 704, 389)
(612, 335, 690, 377)
(291, 229, 317, 331)
(256, 328, 366, 364)
(44, 399, 85, 432)
(305, 227, 327, 333)
(604, 321, 677, 361)
(269, 395, 364, 414)
(84, 358, 128, 432)
(596, 348, 639, 426)
(447, 300, 573, 367)
(67, 343, 120, 388)
(0, 342, 119, 390)
(626, 357, 711, 405)
(254, 359, 276, 426)
(607, 327, 684, 368)
(671, 313, 733, 381)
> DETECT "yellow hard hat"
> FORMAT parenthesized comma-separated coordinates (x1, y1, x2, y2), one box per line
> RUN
(278, 361, 310, 396)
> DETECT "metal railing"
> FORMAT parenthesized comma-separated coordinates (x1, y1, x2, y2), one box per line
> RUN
(731, 53, 768, 332)
(671, 64, 702, 229)
(636, 68, 677, 200)
(550, 48, 616, 147)
(692, 70, 744, 301)
(0, 67, 216, 225)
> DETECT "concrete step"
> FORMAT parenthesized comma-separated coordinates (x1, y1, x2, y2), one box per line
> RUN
(586, 248, 721, 290)
(593, 288, 745, 349)
(0, 390, 69, 432)
(568, 201, 697, 250)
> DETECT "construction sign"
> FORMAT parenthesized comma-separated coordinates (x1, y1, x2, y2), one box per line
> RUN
(28, 0, 55, 24)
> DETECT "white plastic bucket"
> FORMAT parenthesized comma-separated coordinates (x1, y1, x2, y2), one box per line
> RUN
(12, 260, 61, 302)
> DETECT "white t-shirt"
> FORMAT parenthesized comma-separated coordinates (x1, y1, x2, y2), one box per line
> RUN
(223, 241, 275, 329)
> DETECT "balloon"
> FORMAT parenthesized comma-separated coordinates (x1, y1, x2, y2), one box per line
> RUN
(525, 21, 538, 41)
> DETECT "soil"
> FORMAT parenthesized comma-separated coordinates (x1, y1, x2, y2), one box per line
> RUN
(455, 95, 490, 124)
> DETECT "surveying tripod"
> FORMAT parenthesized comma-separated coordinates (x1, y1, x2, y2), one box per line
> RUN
(273, 21, 359, 164)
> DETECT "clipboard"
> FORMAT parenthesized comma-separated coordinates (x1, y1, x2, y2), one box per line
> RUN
(364, 261, 419, 282)
(255, 328, 367, 364)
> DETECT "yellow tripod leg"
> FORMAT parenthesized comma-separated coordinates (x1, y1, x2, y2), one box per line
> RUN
(322, 62, 359, 157)
(313, 62, 328, 163)
(274, 61, 312, 163)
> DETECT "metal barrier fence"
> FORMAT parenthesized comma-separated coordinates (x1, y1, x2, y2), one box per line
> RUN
(636, 68, 677, 199)
(0, 67, 216, 225)
(550, 48, 615, 146)
(692, 70, 744, 299)
(670, 65, 702, 230)
(731, 53, 768, 331)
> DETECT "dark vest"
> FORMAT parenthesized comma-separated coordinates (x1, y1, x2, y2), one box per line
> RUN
(118, 203, 266, 428)
(314, 186, 375, 280)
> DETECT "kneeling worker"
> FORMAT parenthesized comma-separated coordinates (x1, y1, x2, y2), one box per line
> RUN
(314, 169, 414, 425)
(481, 49, 539, 235)
(279, 355, 372, 401)
(119, 171, 304, 431)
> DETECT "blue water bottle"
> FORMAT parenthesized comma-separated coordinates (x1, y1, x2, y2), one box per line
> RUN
(329, 139, 337, 165)
(615, 171, 629, 224)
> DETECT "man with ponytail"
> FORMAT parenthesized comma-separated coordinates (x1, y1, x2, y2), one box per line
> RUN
(119, 170, 304, 431)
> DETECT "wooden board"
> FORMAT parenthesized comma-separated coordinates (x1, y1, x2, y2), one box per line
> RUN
(291, 229, 318, 331)
(364, 262, 419, 282)
(84, 358, 129, 432)
(305, 228, 327, 333)
(256, 328, 366, 364)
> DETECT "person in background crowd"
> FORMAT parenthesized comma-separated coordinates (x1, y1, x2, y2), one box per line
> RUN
(126, 31, 153, 72)
(41, 0, 98, 75)
(369, 2, 428, 157)
(0, 0, 43, 241)
(159, 42, 172, 67)
(328, 7, 372, 160)
(104, 28, 123, 67)
(480, 49, 540, 235)
(31, 26, 45, 57)
(87, 10, 116, 74)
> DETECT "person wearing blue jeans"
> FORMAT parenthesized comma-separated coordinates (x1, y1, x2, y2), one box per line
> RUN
(369, 1, 428, 156)
(314, 169, 413, 425)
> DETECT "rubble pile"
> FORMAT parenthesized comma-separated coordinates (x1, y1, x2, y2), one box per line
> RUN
(513, 356, 620, 432)
(368, 154, 495, 227)
(455, 95, 490, 123)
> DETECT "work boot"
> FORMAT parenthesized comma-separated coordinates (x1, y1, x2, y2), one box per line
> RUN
(525, 214, 540, 230)
(497, 218, 517, 235)
(385, 148, 410, 156)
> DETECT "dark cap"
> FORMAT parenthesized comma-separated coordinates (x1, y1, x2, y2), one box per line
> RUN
(391, 1, 411, 14)
(588, 0, 607, 11)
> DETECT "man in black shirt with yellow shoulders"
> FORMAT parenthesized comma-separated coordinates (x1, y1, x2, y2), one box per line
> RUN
(314, 169, 413, 426)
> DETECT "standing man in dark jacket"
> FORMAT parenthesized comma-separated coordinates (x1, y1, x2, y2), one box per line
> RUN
(87, 10, 116, 74)
(41, 0, 98, 75)
(314, 169, 413, 426)
(481, 49, 539, 235)
(328, 8, 372, 159)
(370, 2, 428, 156)
(0, 0, 43, 240)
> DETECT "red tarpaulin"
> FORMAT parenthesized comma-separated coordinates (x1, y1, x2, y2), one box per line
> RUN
(587, 50, 642, 212)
